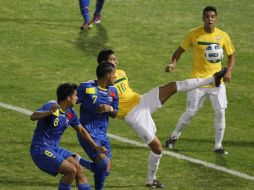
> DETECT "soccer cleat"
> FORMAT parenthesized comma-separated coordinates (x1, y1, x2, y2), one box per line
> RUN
(214, 147, 229, 155)
(146, 179, 165, 188)
(93, 15, 101, 24)
(165, 137, 177, 149)
(80, 22, 93, 30)
(213, 67, 228, 87)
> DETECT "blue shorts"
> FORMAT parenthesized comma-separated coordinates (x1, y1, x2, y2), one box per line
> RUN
(77, 134, 112, 160)
(30, 145, 74, 176)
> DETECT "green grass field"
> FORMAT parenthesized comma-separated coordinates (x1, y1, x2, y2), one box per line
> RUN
(1, 0, 254, 189)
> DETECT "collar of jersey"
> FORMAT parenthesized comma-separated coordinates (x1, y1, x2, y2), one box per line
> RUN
(59, 108, 66, 114)
(98, 86, 108, 91)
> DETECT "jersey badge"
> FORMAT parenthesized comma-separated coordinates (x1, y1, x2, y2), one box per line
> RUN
(86, 87, 96, 94)
(109, 91, 117, 100)
(67, 112, 74, 120)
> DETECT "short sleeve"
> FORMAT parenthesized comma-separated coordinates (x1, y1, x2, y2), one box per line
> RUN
(77, 83, 86, 104)
(222, 32, 235, 56)
(67, 109, 80, 128)
(36, 101, 54, 112)
(180, 31, 193, 51)
(110, 87, 119, 111)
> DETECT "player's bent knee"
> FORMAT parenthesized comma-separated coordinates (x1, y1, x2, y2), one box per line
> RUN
(214, 109, 225, 118)
(96, 158, 108, 170)
(99, 158, 108, 169)
(149, 140, 162, 155)
(68, 165, 77, 177)
(75, 163, 84, 173)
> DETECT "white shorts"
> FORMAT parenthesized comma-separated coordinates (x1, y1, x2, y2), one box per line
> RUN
(186, 84, 227, 111)
(124, 87, 162, 144)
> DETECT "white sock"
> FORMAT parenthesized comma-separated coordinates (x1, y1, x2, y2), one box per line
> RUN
(171, 110, 196, 138)
(214, 109, 226, 149)
(147, 151, 162, 182)
(176, 77, 214, 92)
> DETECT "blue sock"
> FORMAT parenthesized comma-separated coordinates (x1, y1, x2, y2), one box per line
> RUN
(94, 170, 106, 190)
(93, 158, 108, 190)
(78, 183, 91, 190)
(78, 157, 99, 174)
(79, 157, 93, 170)
(58, 182, 71, 190)
(94, 0, 105, 16)
(79, 0, 90, 23)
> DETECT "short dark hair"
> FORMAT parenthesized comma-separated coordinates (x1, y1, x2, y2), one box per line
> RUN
(57, 83, 77, 102)
(96, 62, 115, 79)
(97, 49, 114, 64)
(203, 6, 217, 15)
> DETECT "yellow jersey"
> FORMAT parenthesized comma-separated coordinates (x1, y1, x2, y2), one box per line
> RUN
(180, 27, 235, 79)
(114, 69, 141, 118)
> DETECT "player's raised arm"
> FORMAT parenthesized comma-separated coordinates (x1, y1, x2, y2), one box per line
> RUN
(30, 104, 59, 121)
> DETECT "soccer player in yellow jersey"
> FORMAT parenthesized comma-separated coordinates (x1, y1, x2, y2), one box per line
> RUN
(165, 6, 236, 154)
(97, 49, 227, 188)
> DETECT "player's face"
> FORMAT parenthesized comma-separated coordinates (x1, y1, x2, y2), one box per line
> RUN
(107, 54, 118, 68)
(108, 69, 116, 86)
(203, 11, 217, 32)
(68, 90, 78, 107)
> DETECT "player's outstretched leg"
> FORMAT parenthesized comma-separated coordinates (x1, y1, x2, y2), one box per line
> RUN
(159, 67, 228, 105)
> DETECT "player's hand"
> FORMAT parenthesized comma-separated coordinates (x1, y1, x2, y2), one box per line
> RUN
(165, 62, 176, 73)
(95, 145, 107, 154)
(223, 70, 232, 83)
(50, 104, 60, 114)
(98, 104, 112, 113)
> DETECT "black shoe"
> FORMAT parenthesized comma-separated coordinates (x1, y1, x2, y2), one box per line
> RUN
(146, 179, 165, 188)
(213, 67, 228, 87)
(214, 147, 229, 155)
(165, 137, 177, 149)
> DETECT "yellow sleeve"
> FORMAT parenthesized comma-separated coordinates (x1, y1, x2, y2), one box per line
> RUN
(222, 32, 235, 56)
(180, 30, 193, 50)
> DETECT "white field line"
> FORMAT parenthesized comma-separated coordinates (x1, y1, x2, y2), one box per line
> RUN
(1, 102, 254, 181)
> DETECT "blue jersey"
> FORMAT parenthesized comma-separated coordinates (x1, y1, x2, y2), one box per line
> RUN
(31, 100, 80, 148)
(77, 80, 118, 139)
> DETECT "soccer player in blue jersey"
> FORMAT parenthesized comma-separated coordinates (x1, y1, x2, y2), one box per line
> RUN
(76, 62, 118, 190)
(79, 0, 105, 30)
(30, 83, 106, 190)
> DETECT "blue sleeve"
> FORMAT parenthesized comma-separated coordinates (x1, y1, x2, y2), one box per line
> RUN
(110, 87, 119, 111)
(36, 101, 53, 112)
(68, 109, 80, 128)
(77, 83, 86, 104)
